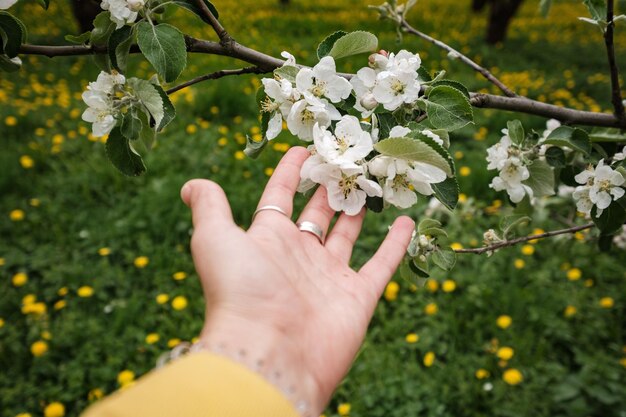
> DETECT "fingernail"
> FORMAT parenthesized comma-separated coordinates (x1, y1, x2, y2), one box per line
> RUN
(180, 183, 191, 204)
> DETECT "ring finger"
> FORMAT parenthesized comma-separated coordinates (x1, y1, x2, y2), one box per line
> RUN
(295, 185, 336, 244)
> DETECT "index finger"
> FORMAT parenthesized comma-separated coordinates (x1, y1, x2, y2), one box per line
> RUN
(254, 146, 310, 220)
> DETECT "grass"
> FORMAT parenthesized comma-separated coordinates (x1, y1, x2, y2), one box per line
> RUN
(1, 0, 625, 416)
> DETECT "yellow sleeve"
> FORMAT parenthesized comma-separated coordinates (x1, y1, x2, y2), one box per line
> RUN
(82, 352, 300, 417)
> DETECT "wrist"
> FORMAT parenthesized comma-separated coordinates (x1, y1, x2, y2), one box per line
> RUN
(197, 312, 324, 417)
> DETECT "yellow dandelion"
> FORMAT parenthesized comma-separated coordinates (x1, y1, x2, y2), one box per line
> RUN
(567, 268, 582, 281)
(475, 368, 490, 379)
(117, 370, 135, 386)
(171, 296, 188, 310)
(528, 228, 545, 244)
(88, 388, 104, 401)
(337, 403, 351, 416)
(496, 315, 512, 329)
(459, 166, 471, 177)
(145, 333, 160, 344)
(424, 303, 438, 315)
(405, 333, 419, 343)
(502, 368, 523, 385)
(156, 294, 169, 304)
(599, 297, 614, 308)
(167, 338, 181, 348)
(521, 245, 535, 255)
(514, 259, 525, 269)
(458, 193, 468, 203)
(12, 272, 28, 287)
(454, 151, 464, 159)
(496, 346, 514, 361)
(210, 106, 219, 115)
(584, 279, 594, 288)
(564, 305, 577, 317)
(134, 256, 149, 268)
(22, 294, 36, 305)
(450, 242, 463, 250)
(29, 198, 40, 207)
(264, 167, 274, 176)
(5, 115, 17, 126)
(15, 413, 32, 417)
(20, 155, 34, 169)
(442, 280, 456, 293)
(31, 340, 49, 357)
(217, 137, 228, 146)
(77, 286, 94, 298)
(426, 279, 439, 292)
(172, 271, 187, 281)
(186, 124, 198, 134)
(384, 281, 399, 301)
(53, 300, 67, 310)
(41, 331, 51, 340)
(10, 209, 25, 221)
(98, 247, 111, 256)
(423, 351, 435, 367)
(57, 287, 68, 296)
(44, 402, 65, 417)
(234, 151, 245, 160)
(0, 318, 4, 328)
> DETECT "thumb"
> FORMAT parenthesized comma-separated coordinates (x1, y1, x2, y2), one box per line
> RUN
(181, 179, 235, 232)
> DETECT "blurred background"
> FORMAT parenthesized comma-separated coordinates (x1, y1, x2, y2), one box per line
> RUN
(1, 0, 625, 416)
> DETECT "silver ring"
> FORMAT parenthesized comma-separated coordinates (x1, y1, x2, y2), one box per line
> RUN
(252, 205, 289, 221)
(296, 221, 325, 244)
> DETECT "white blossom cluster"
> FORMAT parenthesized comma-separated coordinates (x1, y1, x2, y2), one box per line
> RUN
(261, 51, 447, 215)
(82, 71, 127, 137)
(486, 119, 561, 203)
(0, 0, 17, 9)
(101, 0, 145, 28)
(573, 159, 625, 217)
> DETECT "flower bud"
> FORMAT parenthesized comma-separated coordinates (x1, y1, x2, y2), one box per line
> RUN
(127, 0, 145, 11)
(359, 93, 378, 110)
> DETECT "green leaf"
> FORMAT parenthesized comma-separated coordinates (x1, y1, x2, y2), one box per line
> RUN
(539, 0, 552, 17)
(373, 112, 395, 141)
(499, 214, 531, 238)
(121, 109, 143, 141)
(432, 177, 459, 211)
(544, 126, 591, 155)
(90, 11, 115, 45)
(244, 134, 268, 159)
(137, 22, 187, 83)
(506, 119, 525, 145)
(105, 127, 146, 176)
(545, 146, 566, 168)
(589, 127, 626, 142)
(0, 54, 21, 72)
(128, 78, 164, 128)
(327, 31, 378, 60)
(375, 137, 453, 177)
(431, 248, 456, 271)
(137, 111, 156, 150)
(430, 80, 470, 99)
(407, 130, 455, 174)
(92, 53, 111, 72)
(410, 257, 430, 278)
(173, 0, 219, 23)
(425, 85, 473, 131)
(592, 197, 626, 235)
(152, 83, 175, 131)
(417, 67, 432, 83)
(65, 32, 91, 45)
(418, 219, 442, 234)
(399, 258, 424, 284)
(36, 0, 50, 9)
(108, 25, 134, 72)
(0, 12, 25, 58)
(583, 0, 607, 21)
(525, 159, 555, 197)
(317, 30, 348, 59)
(274, 65, 299, 83)
(366, 195, 384, 213)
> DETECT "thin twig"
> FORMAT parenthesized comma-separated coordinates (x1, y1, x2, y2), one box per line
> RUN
(166, 66, 266, 95)
(455, 223, 594, 255)
(401, 19, 517, 97)
(193, 0, 232, 46)
(604, 0, 626, 120)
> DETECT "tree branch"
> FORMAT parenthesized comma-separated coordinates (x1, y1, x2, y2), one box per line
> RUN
(455, 223, 594, 255)
(401, 19, 517, 97)
(193, 0, 233, 46)
(166, 66, 266, 95)
(470, 93, 626, 128)
(604, 0, 626, 120)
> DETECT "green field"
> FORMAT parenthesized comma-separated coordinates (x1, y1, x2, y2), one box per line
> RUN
(1, 0, 625, 416)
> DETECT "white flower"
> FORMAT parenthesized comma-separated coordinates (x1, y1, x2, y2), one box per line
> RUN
(281, 51, 297, 67)
(82, 90, 117, 137)
(372, 70, 421, 111)
(100, 0, 141, 29)
(385, 50, 421, 74)
(614, 145, 626, 161)
(350, 67, 378, 117)
(309, 164, 382, 215)
(368, 155, 447, 208)
(573, 186, 593, 215)
(489, 158, 533, 203)
(298, 145, 324, 193)
(261, 78, 300, 140)
(295, 56, 352, 104)
(313, 117, 373, 168)
(0, 0, 17, 9)
(287, 97, 340, 141)
(486, 134, 512, 171)
(612, 225, 626, 250)
(574, 160, 625, 215)
(540, 118, 561, 141)
(81, 71, 126, 137)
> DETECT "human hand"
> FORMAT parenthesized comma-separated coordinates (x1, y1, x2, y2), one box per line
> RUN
(180, 146, 414, 416)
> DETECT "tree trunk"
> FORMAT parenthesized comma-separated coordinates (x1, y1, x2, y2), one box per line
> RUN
(70, 0, 102, 33)
(486, 0, 525, 44)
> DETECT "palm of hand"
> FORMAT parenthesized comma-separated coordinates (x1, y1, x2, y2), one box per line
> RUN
(183, 147, 414, 411)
